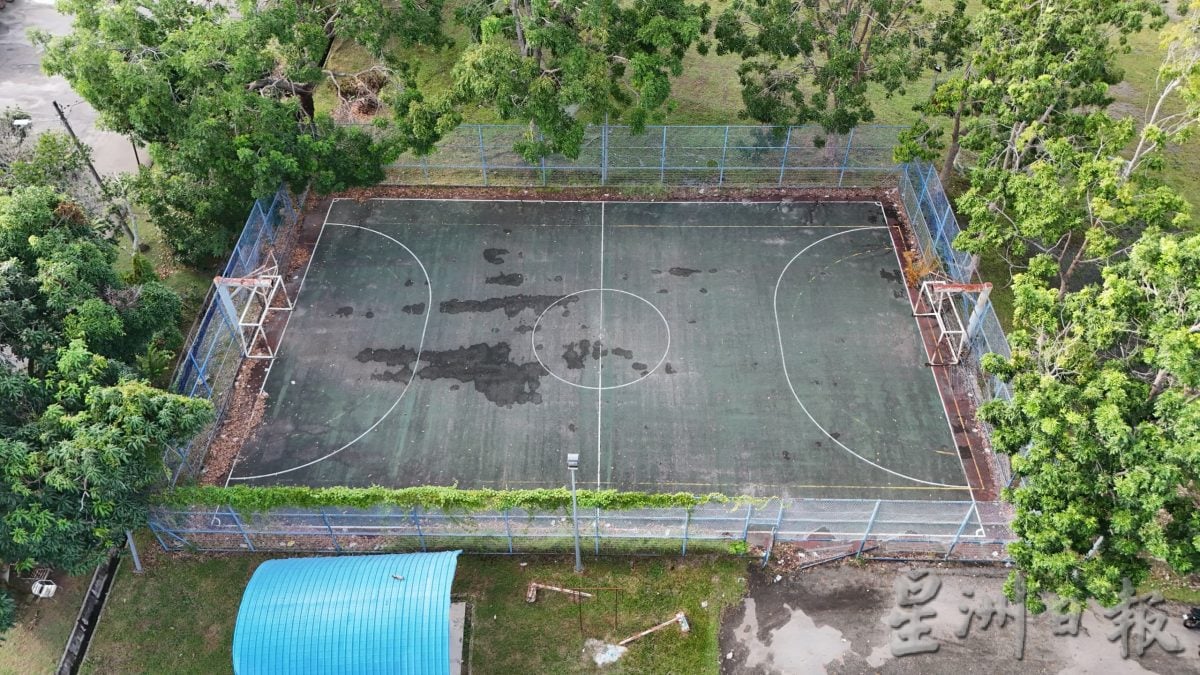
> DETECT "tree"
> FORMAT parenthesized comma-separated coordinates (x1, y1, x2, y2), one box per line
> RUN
(409, 0, 711, 161)
(982, 231, 1200, 610)
(0, 342, 212, 575)
(714, 0, 936, 138)
(36, 0, 447, 260)
(950, 1, 1195, 291)
(901, 0, 1162, 184)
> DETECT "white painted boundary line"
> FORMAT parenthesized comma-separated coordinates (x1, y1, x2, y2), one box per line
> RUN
(228, 223, 433, 482)
(598, 203, 604, 489)
(773, 224, 970, 489)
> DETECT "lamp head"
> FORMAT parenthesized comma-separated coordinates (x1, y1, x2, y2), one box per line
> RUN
(566, 453, 579, 470)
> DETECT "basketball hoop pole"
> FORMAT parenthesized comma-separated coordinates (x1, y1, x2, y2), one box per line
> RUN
(964, 283, 992, 342)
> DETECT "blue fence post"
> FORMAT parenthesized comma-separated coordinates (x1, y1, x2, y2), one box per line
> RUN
(660, 127, 668, 184)
(681, 509, 691, 556)
(228, 507, 255, 552)
(945, 505, 976, 560)
(320, 508, 341, 553)
(420, 156, 429, 183)
(839, 129, 856, 187)
(718, 126, 730, 186)
(761, 502, 785, 568)
(147, 518, 170, 552)
(477, 125, 489, 186)
(741, 504, 754, 544)
(601, 119, 609, 185)
(778, 127, 793, 186)
(593, 508, 601, 555)
(503, 509, 514, 554)
(858, 500, 882, 557)
(411, 507, 427, 552)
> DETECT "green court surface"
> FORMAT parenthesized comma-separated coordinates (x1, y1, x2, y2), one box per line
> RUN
(228, 199, 972, 501)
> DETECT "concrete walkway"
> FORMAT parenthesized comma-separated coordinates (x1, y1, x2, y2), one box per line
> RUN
(1, 0, 139, 175)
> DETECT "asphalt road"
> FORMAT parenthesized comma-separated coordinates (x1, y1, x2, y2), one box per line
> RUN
(1, 0, 140, 175)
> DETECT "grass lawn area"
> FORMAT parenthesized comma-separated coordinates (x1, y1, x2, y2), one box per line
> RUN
(0, 573, 88, 675)
(81, 545, 747, 675)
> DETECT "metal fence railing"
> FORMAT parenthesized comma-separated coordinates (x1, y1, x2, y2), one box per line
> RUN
(149, 499, 1012, 561)
(153, 131, 1017, 559)
(162, 186, 298, 483)
(376, 123, 904, 188)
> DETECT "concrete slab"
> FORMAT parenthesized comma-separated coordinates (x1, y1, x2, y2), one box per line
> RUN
(721, 563, 1200, 674)
(0, 0, 140, 175)
(450, 601, 466, 675)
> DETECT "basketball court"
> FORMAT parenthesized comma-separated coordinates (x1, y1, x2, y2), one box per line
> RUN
(224, 199, 980, 501)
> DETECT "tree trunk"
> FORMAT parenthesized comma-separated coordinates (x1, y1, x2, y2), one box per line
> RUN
(940, 95, 965, 185)
(1057, 235, 1088, 300)
(298, 89, 315, 121)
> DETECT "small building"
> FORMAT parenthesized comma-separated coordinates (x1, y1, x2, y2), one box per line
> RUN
(232, 551, 463, 675)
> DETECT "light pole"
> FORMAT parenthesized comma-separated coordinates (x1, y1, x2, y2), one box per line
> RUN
(567, 453, 583, 573)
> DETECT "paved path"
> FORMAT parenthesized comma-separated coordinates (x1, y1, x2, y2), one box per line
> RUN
(1, 0, 139, 175)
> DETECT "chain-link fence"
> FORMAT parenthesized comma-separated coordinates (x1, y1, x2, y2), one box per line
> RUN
(163, 187, 299, 483)
(377, 123, 903, 187)
(154, 135, 1018, 560)
(899, 161, 1016, 486)
(149, 498, 1011, 562)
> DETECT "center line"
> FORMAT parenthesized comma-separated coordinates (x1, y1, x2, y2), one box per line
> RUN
(597, 202, 605, 490)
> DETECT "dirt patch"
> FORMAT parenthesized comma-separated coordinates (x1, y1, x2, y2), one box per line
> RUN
(721, 562, 1200, 675)
(200, 360, 268, 484)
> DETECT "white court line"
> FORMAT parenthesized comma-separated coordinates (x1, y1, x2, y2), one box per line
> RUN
(224, 198, 337, 488)
(530, 289, 671, 391)
(228, 223, 433, 482)
(343, 198, 888, 205)
(773, 225, 970, 489)
(879, 201, 981, 524)
(597, 203, 604, 489)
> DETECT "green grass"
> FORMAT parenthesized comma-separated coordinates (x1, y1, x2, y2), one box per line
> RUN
(0, 574, 89, 675)
(80, 553, 269, 675)
(456, 555, 745, 674)
(80, 543, 747, 675)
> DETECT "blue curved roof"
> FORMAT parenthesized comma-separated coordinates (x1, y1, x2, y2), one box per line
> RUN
(232, 551, 461, 675)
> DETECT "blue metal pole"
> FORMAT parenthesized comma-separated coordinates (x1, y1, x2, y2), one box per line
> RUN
(718, 126, 730, 186)
(778, 127, 793, 186)
(945, 504, 976, 560)
(320, 508, 341, 553)
(601, 118, 609, 185)
(477, 125, 488, 186)
(411, 507, 427, 552)
(839, 128, 855, 187)
(741, 504, 754, 543)
(681, 509, 691, 556)
(503, 509, 513, 554)
(858, 500, 882, 557)
(569, 468, 583, 572)
(593, 508, 601, 556)
(228, 507, 255, 552)
(660, 127, 668, 184)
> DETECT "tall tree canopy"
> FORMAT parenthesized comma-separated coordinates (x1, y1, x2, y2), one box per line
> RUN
(983, 231, 1200, 609)
(35, 0, 448, 261)
(404, 0, 711, 160)
(714, 0, 939, 137)
(0, 133, 210, 600)
(952, 1, 1195, 292)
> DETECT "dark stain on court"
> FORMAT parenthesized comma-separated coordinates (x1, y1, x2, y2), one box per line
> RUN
(440, 294, 578, 318)
(357, 342, 545, 406)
